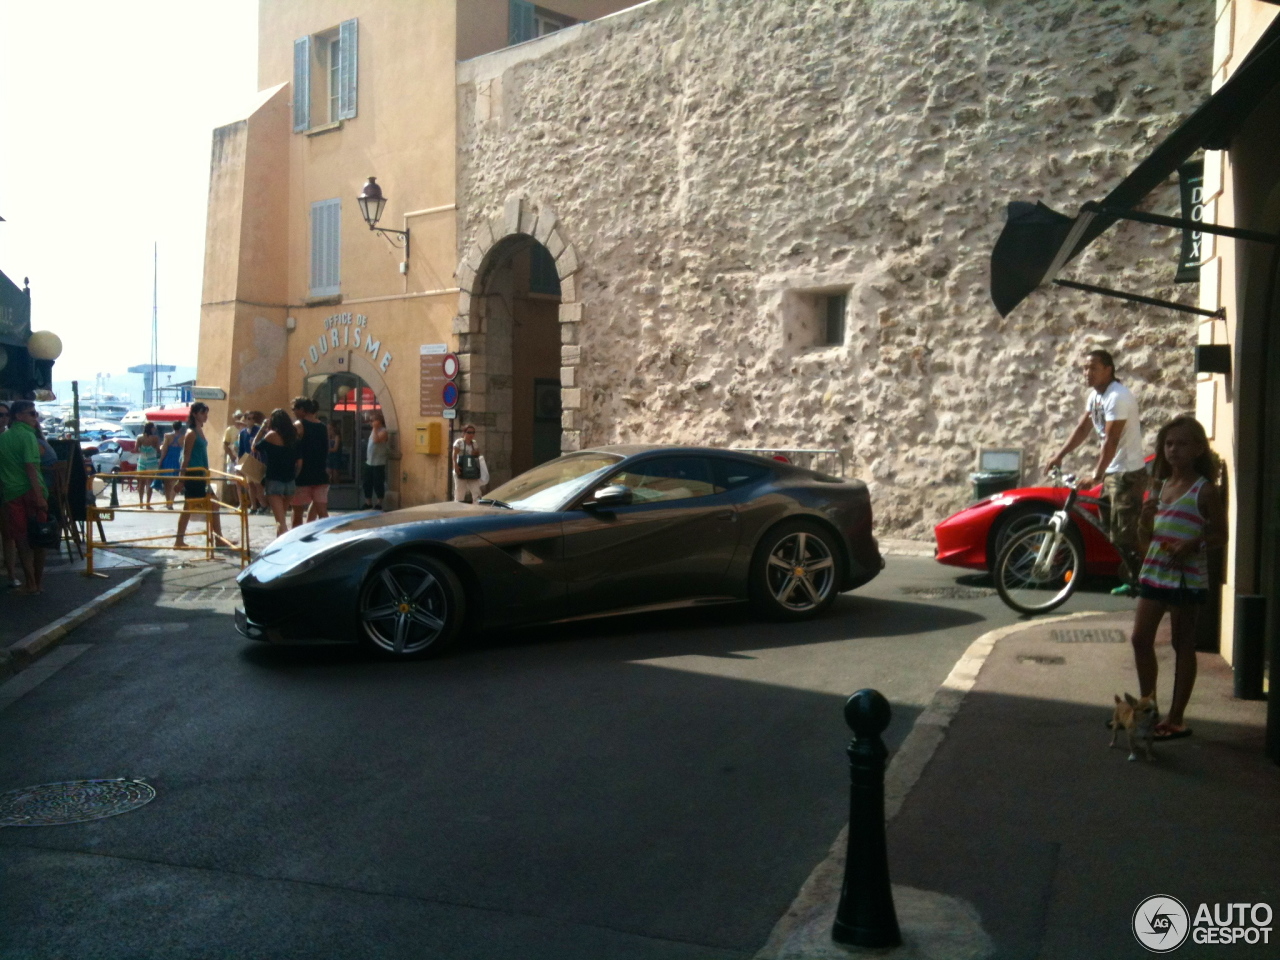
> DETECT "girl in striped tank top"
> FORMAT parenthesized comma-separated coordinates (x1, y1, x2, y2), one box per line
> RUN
(1130, 416, 1226, 741)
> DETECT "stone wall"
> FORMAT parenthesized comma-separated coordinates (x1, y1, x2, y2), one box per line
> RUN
(456, 0, 1213, 537)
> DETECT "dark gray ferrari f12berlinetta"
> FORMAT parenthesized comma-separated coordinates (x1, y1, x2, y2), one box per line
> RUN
(236, 446, 883, 659)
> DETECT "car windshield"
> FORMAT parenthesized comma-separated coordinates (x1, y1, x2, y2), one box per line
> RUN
(484, 452, 622, 512)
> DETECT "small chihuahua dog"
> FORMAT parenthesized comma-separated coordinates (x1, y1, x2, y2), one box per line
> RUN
(1110, 693, 1159, 762)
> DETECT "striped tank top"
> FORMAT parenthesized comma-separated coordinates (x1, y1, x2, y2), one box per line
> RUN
(1139, 476, 1208, 591)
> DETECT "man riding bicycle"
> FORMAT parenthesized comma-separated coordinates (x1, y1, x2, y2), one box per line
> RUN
(1044, 348, 1147, 595)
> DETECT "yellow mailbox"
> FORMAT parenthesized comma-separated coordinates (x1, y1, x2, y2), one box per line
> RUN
(415, 421, 443, 455)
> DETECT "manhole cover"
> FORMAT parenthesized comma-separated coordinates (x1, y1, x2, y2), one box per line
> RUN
(1051, 628, 1128, 644)
(0, 779, 155, 827)
(901, 586, 997, 600)
(1018, 654, 1066, 666)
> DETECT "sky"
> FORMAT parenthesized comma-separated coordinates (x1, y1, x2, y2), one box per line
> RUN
(0, 0, 259, 397)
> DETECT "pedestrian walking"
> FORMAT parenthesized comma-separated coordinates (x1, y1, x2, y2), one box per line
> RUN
(0, 400, 49, 594)
(290, 397, 329, 526)
(222, 410, 245, 508)
(135, 422, 161, 508)
(254, 408, 300, 539)
(452, 424, 484, 504)
(174, 402, 224, 549)
(239, 410, 268, 514)
(362, 409, 389, 510)
(157, 421, 186, 509)
(1044, 348, 1147, 594)
(326, 420, 344, 484)
(1129, 416, 1226, 742)
(0, 402, 21, 588)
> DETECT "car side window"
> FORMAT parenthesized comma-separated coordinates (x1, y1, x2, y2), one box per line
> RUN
(714, 458, 772, 490)
(607, 456, 725, 504)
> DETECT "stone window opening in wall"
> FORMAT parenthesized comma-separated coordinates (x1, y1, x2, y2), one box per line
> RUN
(783, 288, 850, 350)
(293, 18, 358, 133)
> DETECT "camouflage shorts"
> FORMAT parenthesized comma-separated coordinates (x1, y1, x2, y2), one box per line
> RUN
(1105, 469, 1148, 575)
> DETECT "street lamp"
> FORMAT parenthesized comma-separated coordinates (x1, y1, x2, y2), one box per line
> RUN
(357, 177, 409, 264)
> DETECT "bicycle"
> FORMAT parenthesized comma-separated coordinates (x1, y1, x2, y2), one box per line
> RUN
(993, 467, 1143, 615)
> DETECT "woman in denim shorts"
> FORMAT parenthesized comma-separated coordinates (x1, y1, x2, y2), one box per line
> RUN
(253, 408, 300, 539)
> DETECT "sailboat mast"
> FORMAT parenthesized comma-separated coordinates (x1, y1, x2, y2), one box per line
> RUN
(150, 243, 158, 405)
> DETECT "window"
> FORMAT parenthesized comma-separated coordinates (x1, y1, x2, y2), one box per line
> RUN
(509, 0, 576, 45)
(327, 36, 342, 123)
(606, 457, 724, 504)
(293, 18, 358, 132)
(714, 458, 771, 491)
(310, 199, 341, 297)
(823, 293, 847, 347)
(782, 287, 850, 350)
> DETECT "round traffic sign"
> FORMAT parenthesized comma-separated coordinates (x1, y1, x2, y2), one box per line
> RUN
(442, 353, 460, 380)
(442, 382, 459, 408)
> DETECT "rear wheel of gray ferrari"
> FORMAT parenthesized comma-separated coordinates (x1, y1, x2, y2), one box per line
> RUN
(749, 520, 843, 621)
(358, 554, 465, 659)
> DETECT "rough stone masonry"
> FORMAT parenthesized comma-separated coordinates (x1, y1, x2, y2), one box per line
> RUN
(457, 0, 1213, 538)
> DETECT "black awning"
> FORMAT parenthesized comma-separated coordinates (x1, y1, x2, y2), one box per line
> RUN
(990, 14, 1280, 317)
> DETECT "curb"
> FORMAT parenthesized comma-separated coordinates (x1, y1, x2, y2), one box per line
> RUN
(753, 609, 1110, 960)
(4, 567, 152, 674)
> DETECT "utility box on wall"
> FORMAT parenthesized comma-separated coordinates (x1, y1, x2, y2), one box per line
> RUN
(415, 421, 443, 454)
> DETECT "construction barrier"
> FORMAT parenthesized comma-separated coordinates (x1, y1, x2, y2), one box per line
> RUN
(84, 468, 251, 578)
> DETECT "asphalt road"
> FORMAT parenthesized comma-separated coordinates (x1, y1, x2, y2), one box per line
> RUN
(0, 553, 1135, 959)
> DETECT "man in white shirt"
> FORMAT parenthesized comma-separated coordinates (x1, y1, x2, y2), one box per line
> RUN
(1045, 349, 1147, 594)
(452, 424, 484, 503)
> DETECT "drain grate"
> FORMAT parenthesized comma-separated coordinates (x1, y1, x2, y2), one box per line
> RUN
(0, 779, 155, 827)
(1051, 628, 1128, 644)
(901, 586, 997, 600)
(1018, 654, 1066, 666)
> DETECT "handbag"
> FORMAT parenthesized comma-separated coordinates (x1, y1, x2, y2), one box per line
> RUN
(478, 456, 489, 488)
(30, 517, 62, 549)
(458, 454, 481, 481)
(236, 453, 266, 484)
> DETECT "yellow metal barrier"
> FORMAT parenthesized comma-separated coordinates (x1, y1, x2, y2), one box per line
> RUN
(84, 467, 252, 578)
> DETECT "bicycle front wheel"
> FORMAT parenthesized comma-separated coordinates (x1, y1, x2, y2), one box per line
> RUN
(995, 524, 1082, 615)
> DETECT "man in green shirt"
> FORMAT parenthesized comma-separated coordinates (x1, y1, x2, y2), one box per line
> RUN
(0, 400, 49, 594)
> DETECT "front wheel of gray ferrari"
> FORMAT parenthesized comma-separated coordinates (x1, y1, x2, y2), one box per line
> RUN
(358, 554, 465, 659)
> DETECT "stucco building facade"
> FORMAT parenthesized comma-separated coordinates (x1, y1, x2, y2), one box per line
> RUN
(200, 0, 1212, 530)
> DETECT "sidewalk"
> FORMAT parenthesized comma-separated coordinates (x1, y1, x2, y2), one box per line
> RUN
(760, 611, 1279, 960)
(1, 504, 288, 680)
(0, 548, 150, 681)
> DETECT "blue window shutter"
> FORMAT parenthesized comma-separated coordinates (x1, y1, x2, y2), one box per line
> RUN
(338, 19, 358, 120)
(310, 199, 341, 297)
(293, 36, 311, 132)
(509, 0, 535, 45)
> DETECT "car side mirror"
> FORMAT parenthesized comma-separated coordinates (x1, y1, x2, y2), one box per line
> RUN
(583, 484, 633, 509)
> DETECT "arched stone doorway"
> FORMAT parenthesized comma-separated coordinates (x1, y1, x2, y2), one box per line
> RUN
(454, 198, 582, 489)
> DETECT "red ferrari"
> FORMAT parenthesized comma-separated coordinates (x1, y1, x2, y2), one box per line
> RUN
(933, 472, 1142, 577)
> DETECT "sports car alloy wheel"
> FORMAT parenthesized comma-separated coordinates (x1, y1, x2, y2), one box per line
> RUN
(753, 522, 840, 619)
(358, 556, 463, 658)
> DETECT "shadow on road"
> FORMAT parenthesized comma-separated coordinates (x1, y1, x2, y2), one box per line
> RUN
(237, 593, 985, 670)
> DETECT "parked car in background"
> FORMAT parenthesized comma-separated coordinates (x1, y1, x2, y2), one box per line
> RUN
(237, 445, 884, 659)
(88, 437, 138, 475)
(932, 461, 1152, 577)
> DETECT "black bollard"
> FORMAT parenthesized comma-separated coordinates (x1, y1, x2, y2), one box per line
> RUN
(832, 688, 902, 948)
(109, 474, 120, 508)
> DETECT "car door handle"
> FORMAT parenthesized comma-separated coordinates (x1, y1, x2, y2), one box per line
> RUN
(716, 510, 736, 521)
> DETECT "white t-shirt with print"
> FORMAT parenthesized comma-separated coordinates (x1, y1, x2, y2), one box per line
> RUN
(1086, 380, 1144, 474)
